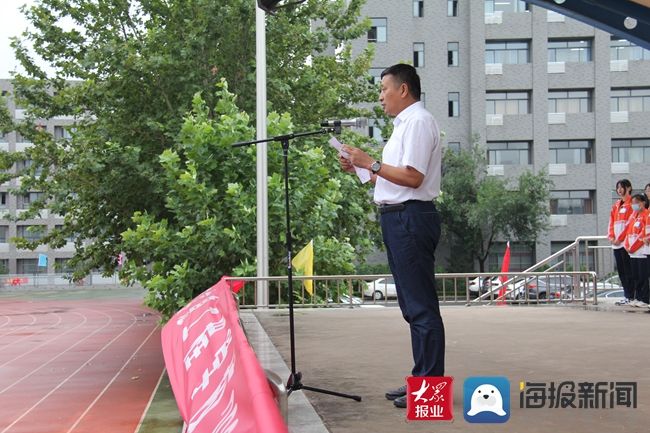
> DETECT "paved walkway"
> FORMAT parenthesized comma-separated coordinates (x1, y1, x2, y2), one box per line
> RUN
(254, 305, 650, 433)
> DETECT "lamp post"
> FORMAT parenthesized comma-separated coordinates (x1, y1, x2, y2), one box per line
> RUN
(255, 3, 269, 307)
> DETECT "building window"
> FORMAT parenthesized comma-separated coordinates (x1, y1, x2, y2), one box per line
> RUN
(487, 141, 531, 165)
(448, 0, 458, 17)
(16, 225, 46, 242)
(548, 90, 592, 113)
(54, 125, 73, 140)
(486, 91, 530, 115)
(369, 67, 384, 85)
(485, 41, 530, 64)
(55, 224, 76, 243)
(548, 39, 592, 62)
(611, 88, 650, 112)
(610, 37, 650, 61)
(17, 258, 38, 274)
(0, 226, 7, 243)
(549, 140, 593, 164)
(16, 159, 44, 177)
(413, 0, 424, 17)
(448, 92, 460, 117)
(413, 42, 425, 67)
(368, 18, 387, 43)
(420, 92, 426, 107)
(368, 119, 385, 144)
(55, 258, 74, 274)
(448, 42, 459, 66)
(612, 138, 650, 163)
(0, 192, 6, 208)
(551, 241, 596, 271)
(447, 142, 461, 153)
(485, 0, 529, 14)
(17, 192, 45, 209)
(0, 132, 7, 143)
(15, 131, 29, 143)
(550, 190, 594, 215)
(488, 242, 535, 272)
(0, 259, 8, 274)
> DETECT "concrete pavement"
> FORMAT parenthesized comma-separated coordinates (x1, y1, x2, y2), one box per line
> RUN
(253, 305, 650, 433)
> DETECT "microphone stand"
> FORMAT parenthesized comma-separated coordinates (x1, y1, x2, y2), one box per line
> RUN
(233, 127, 362, 402)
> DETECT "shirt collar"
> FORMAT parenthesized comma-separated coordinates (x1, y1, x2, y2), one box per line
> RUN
(393, 101, 423, 127)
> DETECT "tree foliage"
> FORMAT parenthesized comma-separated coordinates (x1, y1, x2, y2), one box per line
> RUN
(0, 0, 382, 318)
(438, 143, 552, 272)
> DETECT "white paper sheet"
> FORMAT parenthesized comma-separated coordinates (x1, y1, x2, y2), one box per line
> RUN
(329, 137, 371, 184)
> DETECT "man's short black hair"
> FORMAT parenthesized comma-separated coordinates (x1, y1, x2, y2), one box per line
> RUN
(381, 64, 421, 101)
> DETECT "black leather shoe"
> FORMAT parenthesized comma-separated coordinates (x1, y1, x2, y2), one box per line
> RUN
(393, 395, 407, 408)
(385, 385, 407, 400)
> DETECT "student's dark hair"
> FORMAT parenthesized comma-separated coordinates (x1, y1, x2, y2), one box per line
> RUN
(381, 64, 421, 101)
(615, 179, 632, 191)
(645, 183, 650, 190)
(631, 193, 649, 209)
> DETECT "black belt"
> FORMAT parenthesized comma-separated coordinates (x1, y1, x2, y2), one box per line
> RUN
(378, 203, 406, 214)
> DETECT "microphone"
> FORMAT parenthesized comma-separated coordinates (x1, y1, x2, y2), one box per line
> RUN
(321, 118, 368, 129)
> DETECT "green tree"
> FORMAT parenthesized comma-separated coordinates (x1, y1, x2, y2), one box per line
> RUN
(438, 142, 552, 272)
(119, 82, 372, 318)
(0, 0, 382, 317)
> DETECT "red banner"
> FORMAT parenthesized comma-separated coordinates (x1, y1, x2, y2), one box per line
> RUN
(161, 277, 288, 433)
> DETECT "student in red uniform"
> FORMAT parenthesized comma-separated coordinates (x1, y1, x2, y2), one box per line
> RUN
(644, 193, 650, 310)
(624, 194, 649, 308)
(608, 179, 633, 305)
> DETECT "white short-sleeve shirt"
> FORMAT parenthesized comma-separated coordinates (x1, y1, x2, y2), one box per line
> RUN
(374, 101, 441, 205)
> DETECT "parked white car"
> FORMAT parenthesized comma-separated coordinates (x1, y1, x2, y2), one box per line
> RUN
(593, 289, 625, 304)
(468, 277, 502, 294)
(363, 277, 397, 300)
(595, 275, 622, 291)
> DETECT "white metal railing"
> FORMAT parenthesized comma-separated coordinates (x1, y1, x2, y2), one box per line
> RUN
(524, 235, 610, 275)
(225, 270, 599, 309)
(473, 236, 610, 304)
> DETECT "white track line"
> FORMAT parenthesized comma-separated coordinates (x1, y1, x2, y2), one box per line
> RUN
(0, 315, 36, 340)
(0, 312, 63, 351)
(0, 307, 142, 433)
(0, 311, 90, 370)
(67, 324, 160, 433)
(0, 315, 11, 329)
(0, 310, 119, 394)
(0, 311, 113, 395)
(133, 368, 166, 433)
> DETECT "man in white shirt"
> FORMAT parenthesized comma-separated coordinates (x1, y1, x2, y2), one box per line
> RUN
(340, 64, 444, 409)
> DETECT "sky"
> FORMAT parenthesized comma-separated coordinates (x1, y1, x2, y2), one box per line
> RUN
(0, 0, 36, 79)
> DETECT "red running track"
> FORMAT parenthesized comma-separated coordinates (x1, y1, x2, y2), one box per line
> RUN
(0, 298, 164, 433)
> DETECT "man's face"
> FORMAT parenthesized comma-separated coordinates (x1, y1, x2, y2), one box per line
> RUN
(379, 74, 404, 117)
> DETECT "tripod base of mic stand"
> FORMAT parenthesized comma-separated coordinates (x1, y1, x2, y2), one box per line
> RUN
(287, 372, 362, 402)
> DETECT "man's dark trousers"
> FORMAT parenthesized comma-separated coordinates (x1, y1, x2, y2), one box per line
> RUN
(380, 200, 445, 377)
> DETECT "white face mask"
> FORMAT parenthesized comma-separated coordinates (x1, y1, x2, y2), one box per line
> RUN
(631, 203, 641, 212)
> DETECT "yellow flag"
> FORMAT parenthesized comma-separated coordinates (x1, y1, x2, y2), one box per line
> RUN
(292, 240, 314, 295)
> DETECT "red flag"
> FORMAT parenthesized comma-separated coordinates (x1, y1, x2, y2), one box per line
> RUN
(225, 277, 245, 294)
(497, 242, 511, 305)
